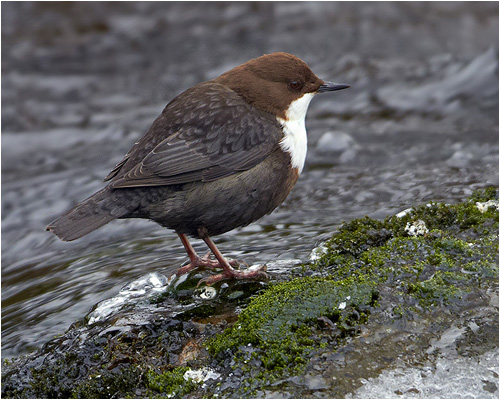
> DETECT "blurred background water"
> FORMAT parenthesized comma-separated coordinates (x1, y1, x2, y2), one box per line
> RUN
(1, 1, 498, 359)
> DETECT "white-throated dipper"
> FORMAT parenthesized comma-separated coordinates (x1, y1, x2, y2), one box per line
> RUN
(46, 52, 350, 285)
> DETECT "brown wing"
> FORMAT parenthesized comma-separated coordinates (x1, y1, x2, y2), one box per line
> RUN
(107, 81, 283, 189)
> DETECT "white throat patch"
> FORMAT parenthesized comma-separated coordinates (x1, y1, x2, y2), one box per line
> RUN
(277, 92, 314, 174)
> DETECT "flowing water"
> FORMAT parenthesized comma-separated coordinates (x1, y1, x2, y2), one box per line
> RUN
(2, 2, 498, 359)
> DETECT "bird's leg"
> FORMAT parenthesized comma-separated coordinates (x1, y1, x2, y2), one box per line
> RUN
(197, 235, 268, 286)
(174, 233, 239, 276)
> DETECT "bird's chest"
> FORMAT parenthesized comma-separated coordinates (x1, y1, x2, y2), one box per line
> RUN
(276, 93, 313, 174)
(257, 148, 300, 207)
(219, 147, 299, 212)
(277, 119, 307, 175)
(178, 148, 300, 236)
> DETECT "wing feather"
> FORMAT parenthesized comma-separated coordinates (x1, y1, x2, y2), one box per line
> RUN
(108, 81, 283, 189)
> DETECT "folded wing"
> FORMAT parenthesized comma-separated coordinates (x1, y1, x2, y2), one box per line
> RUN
(106, 81, 283, 189)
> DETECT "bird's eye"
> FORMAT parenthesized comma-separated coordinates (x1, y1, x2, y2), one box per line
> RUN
(288, 81, 303, 91)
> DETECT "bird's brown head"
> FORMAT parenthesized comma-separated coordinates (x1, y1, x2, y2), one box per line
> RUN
(215, 52, 349, 119)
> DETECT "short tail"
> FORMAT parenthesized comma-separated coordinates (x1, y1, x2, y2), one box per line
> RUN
(46, 188, 128, 241)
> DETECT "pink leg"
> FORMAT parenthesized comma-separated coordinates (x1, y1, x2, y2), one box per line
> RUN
(174, 233, 239, 276)
(196, 235, 268, 286)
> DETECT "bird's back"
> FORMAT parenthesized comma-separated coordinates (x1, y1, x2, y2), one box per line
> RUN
(47, 81, 288, 241)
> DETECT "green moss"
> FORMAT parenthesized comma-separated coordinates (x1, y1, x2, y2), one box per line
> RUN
(207, 275, 377, 387)
(467, 186, 498, 203)
(357, 233, 495, 308)
(146, 366, 198, 398)
(407, 270, 466, 306)
(386, 188, 498, 236)
(205, 188, 498, 395)
(71, 366, 141, 399)
(208, 276, 375, 353)
(319, 217, 392, 261)
(3, 189, 497, 399)
(310, 189, 498, 307)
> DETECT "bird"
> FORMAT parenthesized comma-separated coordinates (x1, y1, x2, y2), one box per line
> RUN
(46, 52, 350, 286)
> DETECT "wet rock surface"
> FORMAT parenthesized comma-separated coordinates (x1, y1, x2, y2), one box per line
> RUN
(2, 188, 498, 398)
(1, 271, 266, 398)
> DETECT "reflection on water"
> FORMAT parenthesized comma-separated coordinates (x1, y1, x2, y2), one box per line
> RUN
(2, 2, 498, 358)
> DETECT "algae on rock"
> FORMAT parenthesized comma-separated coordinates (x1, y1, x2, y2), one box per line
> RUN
(2, 188, 498, 398)
(203, 187, 498, 397)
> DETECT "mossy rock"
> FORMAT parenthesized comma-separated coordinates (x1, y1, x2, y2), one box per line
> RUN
(208, 275, 377, 377)
(2, 188, 497, 398)
(204, 187, 498, 397)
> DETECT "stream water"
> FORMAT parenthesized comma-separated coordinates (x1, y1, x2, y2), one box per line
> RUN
(2, 2, 498, 359)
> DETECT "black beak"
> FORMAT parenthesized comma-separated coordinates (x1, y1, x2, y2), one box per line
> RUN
(317, 81, 351, 93)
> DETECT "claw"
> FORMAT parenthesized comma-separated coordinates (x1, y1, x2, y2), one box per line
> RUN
(196, 264, 268, 286)
(197, 273, 227, 287)
(173, 253, 245, 278)
(175, 233, 268, 286)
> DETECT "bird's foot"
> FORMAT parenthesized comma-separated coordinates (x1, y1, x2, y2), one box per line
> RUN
(173, 252, 241, 277)
(174, 233, 268, 286)
(197, 263, 268, 286)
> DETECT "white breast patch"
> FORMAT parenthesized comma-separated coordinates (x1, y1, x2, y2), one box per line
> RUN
(277, 92, 315, 174)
